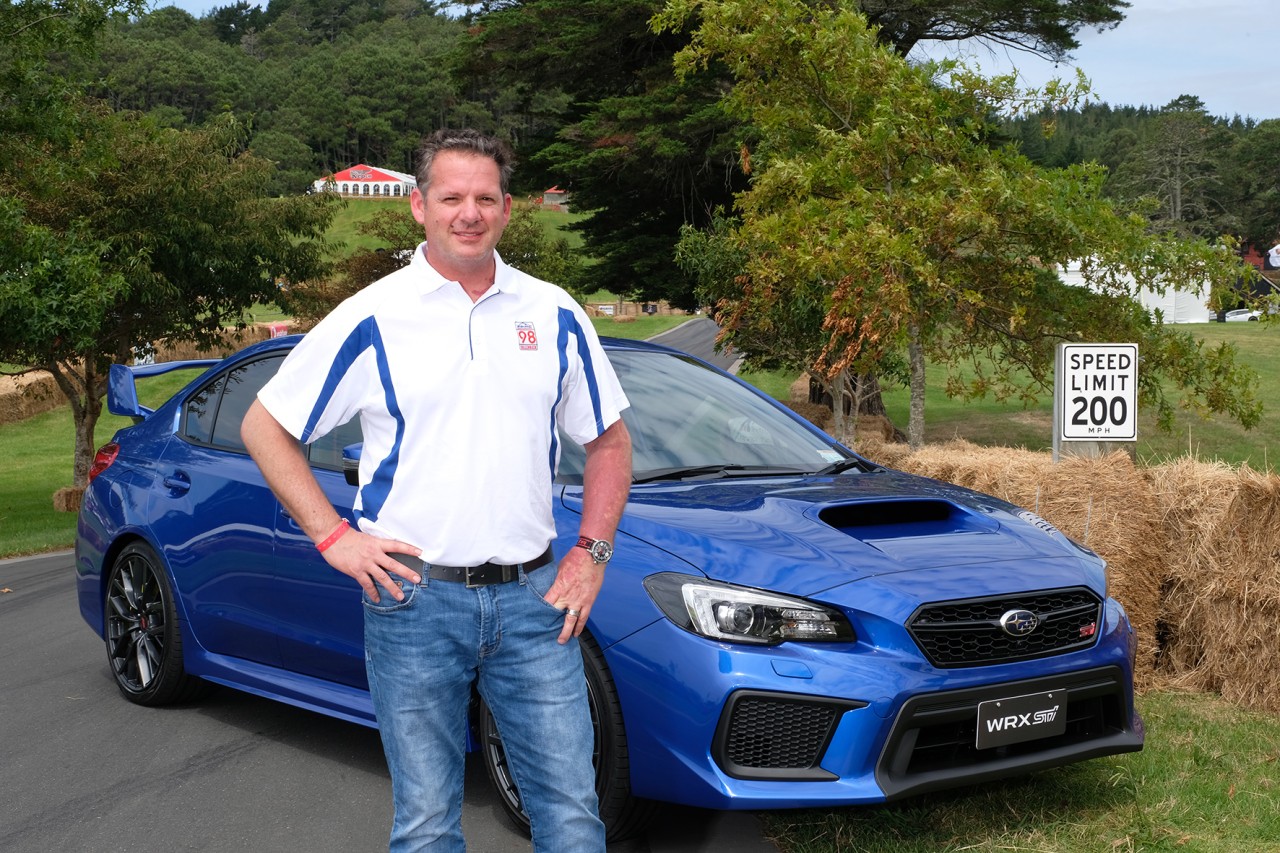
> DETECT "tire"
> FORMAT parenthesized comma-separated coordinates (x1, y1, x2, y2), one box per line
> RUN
(104, 541, 209, 706)
(479, 633, 657, 842)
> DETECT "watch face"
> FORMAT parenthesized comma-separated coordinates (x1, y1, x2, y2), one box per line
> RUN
(588, 539, 612, 563)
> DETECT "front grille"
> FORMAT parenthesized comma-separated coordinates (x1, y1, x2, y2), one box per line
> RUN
(908, 587, 1103, 667)
(713, 691, 865, 781)
(876, 667, 1142, 800)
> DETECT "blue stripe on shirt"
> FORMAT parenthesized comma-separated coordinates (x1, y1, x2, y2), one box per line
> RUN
(550, 308, 606, 483)
(561, 307, 605, 434)
(300, 316, 405, 523)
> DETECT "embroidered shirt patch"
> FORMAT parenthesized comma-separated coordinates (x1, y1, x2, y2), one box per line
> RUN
(515, 321, 539, 351)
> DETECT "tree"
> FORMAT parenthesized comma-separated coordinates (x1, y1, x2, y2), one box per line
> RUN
(1228, 118, 1280, 250)
(861, 0, 1128, 58)
(0, 106, 338, 487)
(465, 0, 1131, 307)
(206, 0, 268, 46)
(1108, 96, 1232, 238)
(660, 0, 1259, 448)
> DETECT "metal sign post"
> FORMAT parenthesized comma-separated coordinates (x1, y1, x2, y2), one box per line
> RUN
(1053, 343, 1138, 462)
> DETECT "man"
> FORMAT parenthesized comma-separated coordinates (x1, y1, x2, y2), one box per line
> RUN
(242, 128, 632, 853)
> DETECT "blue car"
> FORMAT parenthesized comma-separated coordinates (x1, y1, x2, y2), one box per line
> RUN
(76, 334, 1143, 839)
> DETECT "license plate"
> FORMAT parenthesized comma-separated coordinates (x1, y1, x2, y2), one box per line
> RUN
(975, 689, 1066, 750)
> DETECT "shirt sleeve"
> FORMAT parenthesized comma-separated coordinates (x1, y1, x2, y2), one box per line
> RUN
(557, 302, 630, 446)
(256, 304, 374, 443)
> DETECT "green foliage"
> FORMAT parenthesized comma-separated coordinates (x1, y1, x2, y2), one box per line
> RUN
(0, 103, 338, 484)
(465, 0, 1130, 309)
(661, 0, 1261, 447)
(65, 6, 476, 193)
(1003, 103, 1280, 251)
(464, 0, 748, 307)
(860, 0, 1129, 59)
(499, 204, 586, 296)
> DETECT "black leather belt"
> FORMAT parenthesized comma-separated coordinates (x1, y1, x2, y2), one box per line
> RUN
(424, 547, 554, 587)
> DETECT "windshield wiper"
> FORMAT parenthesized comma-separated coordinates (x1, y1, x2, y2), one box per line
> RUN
(812, 457, 873, 476)
(632, 464, 807, 484)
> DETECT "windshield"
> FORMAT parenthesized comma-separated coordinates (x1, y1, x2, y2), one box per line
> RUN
(557, 350, 851, 483)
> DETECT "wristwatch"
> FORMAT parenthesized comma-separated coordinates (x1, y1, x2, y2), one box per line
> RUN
(575, 536, 614, 564)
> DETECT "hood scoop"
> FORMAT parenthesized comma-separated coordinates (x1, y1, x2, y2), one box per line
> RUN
(818, 499, 1018, 567)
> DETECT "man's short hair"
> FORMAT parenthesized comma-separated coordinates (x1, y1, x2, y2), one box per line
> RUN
(415, 129, 516, 195)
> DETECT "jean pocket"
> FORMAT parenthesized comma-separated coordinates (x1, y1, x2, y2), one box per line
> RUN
(362, 578, 418, 612)
(521, 564, 566, 614)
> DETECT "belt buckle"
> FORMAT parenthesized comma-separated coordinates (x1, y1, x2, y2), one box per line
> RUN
(465, 565, 482, 588)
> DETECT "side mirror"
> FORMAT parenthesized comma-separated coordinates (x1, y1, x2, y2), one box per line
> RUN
(342, 442, 362, 487)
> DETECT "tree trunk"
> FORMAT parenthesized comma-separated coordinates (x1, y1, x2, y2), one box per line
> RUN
(855, 372, 888, 418)
(907, 323, 926, 450)
(807, 370, 906, 443)
(45, 355, 106, 488)
(830, 366, 849, 442)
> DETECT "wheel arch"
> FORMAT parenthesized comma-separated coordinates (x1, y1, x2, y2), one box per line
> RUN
(95, 531, 200, 648)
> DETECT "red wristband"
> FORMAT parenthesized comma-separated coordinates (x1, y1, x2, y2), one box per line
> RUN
(316, 519, 350, 553)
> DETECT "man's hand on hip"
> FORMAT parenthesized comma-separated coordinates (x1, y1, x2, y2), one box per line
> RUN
(321, 529, 422, 604)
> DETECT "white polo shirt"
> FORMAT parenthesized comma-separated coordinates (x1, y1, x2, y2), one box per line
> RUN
(257, 243, 629, 566)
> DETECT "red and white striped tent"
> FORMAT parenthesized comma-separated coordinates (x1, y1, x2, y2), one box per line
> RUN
(313, 164, 416, 198)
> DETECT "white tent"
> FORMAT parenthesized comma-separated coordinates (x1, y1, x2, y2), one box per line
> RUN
(1057, 261, 1214, 324)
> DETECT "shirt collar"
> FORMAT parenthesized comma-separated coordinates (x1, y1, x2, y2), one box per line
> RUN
(412, 243, 520, 299)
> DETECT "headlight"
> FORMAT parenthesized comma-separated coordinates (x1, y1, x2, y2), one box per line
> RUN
(643, 573, 855, 645)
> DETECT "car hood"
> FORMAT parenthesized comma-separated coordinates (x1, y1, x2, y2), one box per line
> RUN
(599, 468, 1104, 599)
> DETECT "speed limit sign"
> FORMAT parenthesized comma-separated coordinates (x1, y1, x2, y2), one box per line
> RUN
(1055, 343, 1138, 442)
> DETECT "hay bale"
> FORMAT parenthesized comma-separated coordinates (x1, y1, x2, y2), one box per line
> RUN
(1143, 458, 1240, 689)
(0, 372, 63, 426)
(52, 486, 84, 513)
(1028, 452, 1163, 689)
(153, 324, 273, 362)
(1, 324, 279, 427)
(854, 436, 914, 469)
(788, 374, 810, 404)
(1153, 464, 1280, 713)
(786, 401, 833, 432)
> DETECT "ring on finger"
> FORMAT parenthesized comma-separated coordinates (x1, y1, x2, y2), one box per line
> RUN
(567, 608, 581, 618)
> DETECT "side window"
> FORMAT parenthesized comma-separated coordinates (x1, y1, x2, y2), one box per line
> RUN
(184, 374, 225, 445)
(308, 418, 363, 471)
(183, 355, 285, 452)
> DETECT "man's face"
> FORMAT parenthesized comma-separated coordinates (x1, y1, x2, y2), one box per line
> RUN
(410, 150, 512, 280)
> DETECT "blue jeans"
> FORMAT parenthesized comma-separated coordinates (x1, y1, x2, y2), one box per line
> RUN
(363, 562, 605, 853)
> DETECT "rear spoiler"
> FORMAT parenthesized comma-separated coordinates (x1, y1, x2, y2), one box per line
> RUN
(107, 359, 220, 421)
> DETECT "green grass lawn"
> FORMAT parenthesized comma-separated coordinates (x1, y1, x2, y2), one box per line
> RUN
(738, 323, 1278, 472)
(1, 367, 208, 558)
(323, 197, 410, 255)
(868, 323, 1277, 471)
(764, 690, 1280, 853)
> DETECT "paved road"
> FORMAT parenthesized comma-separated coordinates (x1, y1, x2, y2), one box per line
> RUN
(646, 318, 740, 374)
(0, 552, 778, 853)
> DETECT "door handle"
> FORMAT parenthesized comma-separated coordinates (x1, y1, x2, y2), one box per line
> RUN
(162, 471, 191, 494)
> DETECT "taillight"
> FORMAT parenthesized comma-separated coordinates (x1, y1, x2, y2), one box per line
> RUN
(88, 443, 120, 483)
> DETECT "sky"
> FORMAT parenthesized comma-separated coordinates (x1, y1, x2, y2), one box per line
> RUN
(915, 0, 1277, 122)
(155, 0, 1276, 122)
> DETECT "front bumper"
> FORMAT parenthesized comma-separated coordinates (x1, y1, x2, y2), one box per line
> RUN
(611, 597, 1142, 810)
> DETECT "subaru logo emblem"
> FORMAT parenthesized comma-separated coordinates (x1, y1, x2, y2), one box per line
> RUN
(999, 609, 1039, 637)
